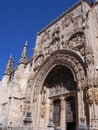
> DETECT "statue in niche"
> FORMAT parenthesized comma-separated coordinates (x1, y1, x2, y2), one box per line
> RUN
(50, 25, 60, 53)
(40, 103, 46, 118)
(40, 86, 47, 118)
(33, 89, 37, 102)
(85, 47, 94, 66)
(42, 86, 47, 104)
(60, 96, 65, 110)
(86, 85, 93, 105)
(50, 100, 53, 113)
(93, 84, 98, 105)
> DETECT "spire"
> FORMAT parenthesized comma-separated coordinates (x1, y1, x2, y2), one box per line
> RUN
(4, 54, 14, 75)
(19, 41, 28, 64)
(21, 41, 28, 59)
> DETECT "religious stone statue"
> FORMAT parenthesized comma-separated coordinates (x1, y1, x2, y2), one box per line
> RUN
(86, 85, 93, 105)
(93, 84, 98, 105)
(60, 96, 65, 110)
(40, 103, 46, 118)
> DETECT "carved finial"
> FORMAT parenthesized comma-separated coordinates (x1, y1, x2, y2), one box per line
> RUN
(21, 41, 28, 59)
(4, 54, 14, 75)
(19, 41, 28, 64)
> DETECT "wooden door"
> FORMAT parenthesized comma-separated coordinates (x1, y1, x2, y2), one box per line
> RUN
(53, 99, 60, 127)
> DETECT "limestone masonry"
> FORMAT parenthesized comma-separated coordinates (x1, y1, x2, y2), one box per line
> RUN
(0, 0, 98, 130)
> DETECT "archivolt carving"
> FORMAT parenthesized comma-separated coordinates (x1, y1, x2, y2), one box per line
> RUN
(67, 32, 85, 56)
(34, 54, 44, 70)
(34, 50, 86, 92)
(50, 25, 60, 53)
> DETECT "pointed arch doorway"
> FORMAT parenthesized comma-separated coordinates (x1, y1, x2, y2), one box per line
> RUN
(44, 65, 77, 130)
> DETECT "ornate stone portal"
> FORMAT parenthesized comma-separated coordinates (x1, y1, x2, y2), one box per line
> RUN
(0, 1, 98, 130)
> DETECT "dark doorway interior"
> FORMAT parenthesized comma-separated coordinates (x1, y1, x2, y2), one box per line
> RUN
(66, 97, 76, 130)
(67, 122, 76, 130)
(53, 99, 60, 127)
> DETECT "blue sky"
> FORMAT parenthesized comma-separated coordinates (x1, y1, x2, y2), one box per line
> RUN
(0, 0, 89, 79)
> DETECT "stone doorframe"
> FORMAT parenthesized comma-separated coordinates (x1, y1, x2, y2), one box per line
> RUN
(49, 90, 77, 130)
(32, 50, 87, 130)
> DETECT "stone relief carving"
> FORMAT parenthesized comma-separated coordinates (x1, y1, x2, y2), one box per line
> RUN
(60, 96, 65, 110)
(86, 85, 93, 105)
(73, 22, 79, 32)
(60, 40, 67, 50)
(50, 100, 53, 113)
(35, 52, 85, 93)
(85, 47, 94, 66)
(86, 84, 98, 105)
(73, 15, 82, 32)
(40, 103, 46, 118)
(61, 13, 74, 29)
(24, 79, 33, 112)
(67, 33, 85, 56)
(33, 89, 37, 102)
(43, 30, 50, 42)
(50, 25, 60, 53)
(34, 54, 44, 70)
(40, 86, 47, 118)
(93, 84, 98, 105)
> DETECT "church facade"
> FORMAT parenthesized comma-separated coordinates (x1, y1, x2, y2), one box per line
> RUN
(0, 0, 98, 130)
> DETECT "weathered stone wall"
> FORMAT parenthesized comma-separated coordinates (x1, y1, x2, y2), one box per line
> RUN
(0, 1, 98, 130)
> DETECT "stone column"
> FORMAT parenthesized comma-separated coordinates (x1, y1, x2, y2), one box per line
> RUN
(77, 83, 86, 126)
(60, 96, 65, 130)
(49, 100, 53, 119)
